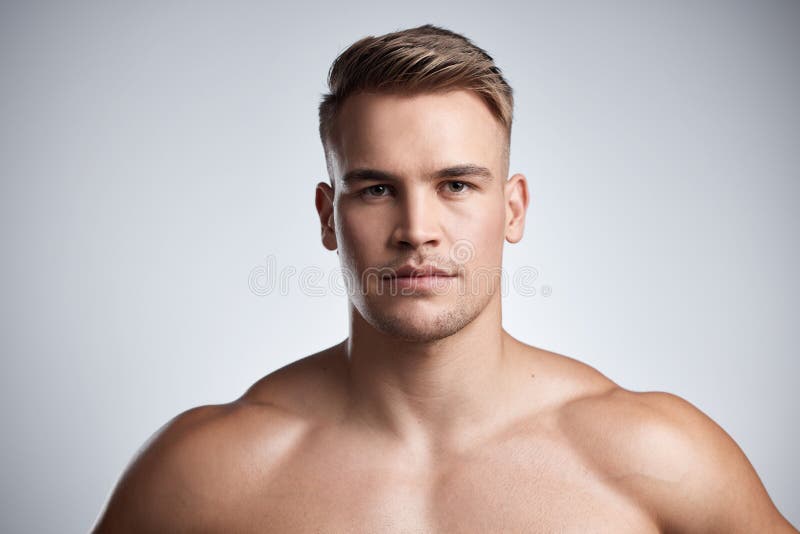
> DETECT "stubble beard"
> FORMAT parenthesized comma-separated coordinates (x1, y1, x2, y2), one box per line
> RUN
(353, 289, 492, 343)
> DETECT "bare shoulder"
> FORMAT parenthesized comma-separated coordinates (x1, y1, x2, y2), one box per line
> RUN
(558, 385, 797, 533)
(92, 346, 346, 533)
(91, 400, 307, 533)
(239, 341, 349, 417)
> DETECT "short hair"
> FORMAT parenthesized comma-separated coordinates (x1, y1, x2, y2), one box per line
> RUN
(318, 24, 514, 180)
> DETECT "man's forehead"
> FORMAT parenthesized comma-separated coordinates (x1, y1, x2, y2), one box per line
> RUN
(334, 90, 503, 141)
(329, 90, 506, 181)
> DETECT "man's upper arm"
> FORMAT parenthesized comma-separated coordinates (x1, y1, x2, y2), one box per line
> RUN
(91, 404, 232, 534)
(628, 391, 797, 533)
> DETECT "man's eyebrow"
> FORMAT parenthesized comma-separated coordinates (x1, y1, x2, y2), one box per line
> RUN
(341, 168, 399, 184)
(341, 164, 494, 184)
(434, 164, 493, 182)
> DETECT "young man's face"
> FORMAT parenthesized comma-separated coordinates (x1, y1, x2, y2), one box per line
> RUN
(316, 89, 528, 342)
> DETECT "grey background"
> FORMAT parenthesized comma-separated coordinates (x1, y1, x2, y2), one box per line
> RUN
(1, 1, 797, 531)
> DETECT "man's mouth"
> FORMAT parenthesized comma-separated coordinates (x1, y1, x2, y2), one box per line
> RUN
(383, 263, 456, 279)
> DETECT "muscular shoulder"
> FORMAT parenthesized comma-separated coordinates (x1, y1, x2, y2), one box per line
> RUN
(559, 387, 795, 533)
(93, 347, 347, 533)
(92, 399, 309, 533)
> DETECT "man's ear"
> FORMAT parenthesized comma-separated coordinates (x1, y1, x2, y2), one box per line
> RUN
(315, 181, 338, 251)
(504, 173, 529, 243)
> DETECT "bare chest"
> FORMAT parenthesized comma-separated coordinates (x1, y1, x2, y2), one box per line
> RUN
(206, 435, 660, 533)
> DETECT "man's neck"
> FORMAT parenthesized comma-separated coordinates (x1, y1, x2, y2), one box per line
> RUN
(341, 295, 527, 456)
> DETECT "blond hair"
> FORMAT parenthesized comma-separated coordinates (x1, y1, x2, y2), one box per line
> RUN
(318, 24, 514, 178)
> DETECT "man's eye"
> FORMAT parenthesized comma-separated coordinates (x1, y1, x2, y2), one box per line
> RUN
(444, 181, 471, 194)
(362, 184, 391, 197)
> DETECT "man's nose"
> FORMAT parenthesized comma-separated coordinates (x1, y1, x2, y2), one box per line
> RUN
(391, 188, 441, 250)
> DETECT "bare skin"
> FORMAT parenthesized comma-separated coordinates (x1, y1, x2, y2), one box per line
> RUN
(93, 90, 796, 533)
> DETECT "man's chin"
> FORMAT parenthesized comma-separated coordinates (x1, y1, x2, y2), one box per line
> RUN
(360, 305, 473, 343)
(373, 322, 460, 343)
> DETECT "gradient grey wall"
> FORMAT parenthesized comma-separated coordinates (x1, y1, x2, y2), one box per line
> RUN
(1, 1, 797, 531)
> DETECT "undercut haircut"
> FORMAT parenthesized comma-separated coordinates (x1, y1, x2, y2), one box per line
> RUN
(318, 24, 514, 181)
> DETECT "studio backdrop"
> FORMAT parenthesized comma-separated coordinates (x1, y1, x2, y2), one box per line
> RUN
(0, 1, 797, 532)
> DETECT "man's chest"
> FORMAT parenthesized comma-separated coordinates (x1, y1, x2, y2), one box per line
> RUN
(206, 435, 661, 533)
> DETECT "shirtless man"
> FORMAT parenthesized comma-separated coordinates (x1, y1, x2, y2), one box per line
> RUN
(93, 24, 797, 533)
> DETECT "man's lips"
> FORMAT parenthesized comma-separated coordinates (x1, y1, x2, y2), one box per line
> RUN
(382, 264, 457, 279)
(380, 265, 458, 292)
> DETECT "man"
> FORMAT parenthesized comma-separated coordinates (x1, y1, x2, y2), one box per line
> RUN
(93, 24, 796, 533)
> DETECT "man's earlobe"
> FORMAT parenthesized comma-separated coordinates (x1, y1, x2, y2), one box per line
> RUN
(315, 182, 338, 251)
(504, 173, 530, 244)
